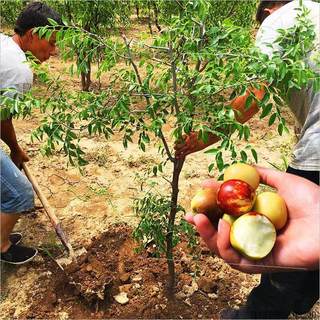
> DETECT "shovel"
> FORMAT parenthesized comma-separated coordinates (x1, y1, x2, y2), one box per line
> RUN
(22, 163, 75, 263)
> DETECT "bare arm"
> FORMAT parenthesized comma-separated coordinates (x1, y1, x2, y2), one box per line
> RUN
(1, 118, 21, 151)
(175, 86, 266, 158)
(0, 118, 29, 167)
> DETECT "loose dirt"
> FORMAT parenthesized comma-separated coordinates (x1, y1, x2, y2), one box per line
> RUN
(18, 225, 259, 319)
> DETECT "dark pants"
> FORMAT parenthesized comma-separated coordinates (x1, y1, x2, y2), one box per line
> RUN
(245, 167, 319, 319)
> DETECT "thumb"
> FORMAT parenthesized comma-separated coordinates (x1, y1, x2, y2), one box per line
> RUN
(254, 166, 286, 190)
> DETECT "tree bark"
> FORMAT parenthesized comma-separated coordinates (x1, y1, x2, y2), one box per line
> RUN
(166, 157, 185, 292)
(152, 2, 161, 32)
(135, 4, 140, 20)
(81, 61, 91, 91)
(147, 2, 153, 34)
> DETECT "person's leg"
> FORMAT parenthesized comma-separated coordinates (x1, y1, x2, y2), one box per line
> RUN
(221, 272, 294, 319)
(221, 166, 319, 319)
(1, 212, 20, 252)
(0, 148, 37, 264)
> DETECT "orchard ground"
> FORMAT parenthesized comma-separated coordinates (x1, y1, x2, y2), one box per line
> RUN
(1, 23, 319, 319)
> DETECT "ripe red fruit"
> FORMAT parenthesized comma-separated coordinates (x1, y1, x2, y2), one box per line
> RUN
(217, 179, 256, 217)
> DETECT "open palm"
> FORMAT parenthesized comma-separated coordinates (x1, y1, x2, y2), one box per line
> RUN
(185, 167, 320, 273)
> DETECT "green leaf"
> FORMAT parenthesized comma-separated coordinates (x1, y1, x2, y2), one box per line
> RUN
(153, 166, 157, 176)
(268, 113, 277, 126)
(216, 152, 224, 172)
(251, 148, 258, 163)
(278, 123, 284, 136)
(245, 95, 253, 110)
(243, 126, 250, 140)
(240, 150, 247, 162)
(205, 148, 218, 155)
(260, 103, 273, 119)
(208, 163, 215, 173)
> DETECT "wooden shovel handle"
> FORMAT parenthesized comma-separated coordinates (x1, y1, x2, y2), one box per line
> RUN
(22, 162, 59, 226)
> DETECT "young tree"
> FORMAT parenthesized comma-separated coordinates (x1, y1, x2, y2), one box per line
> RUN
(46, 0, 131, 91)
(2, 1, 318, 293)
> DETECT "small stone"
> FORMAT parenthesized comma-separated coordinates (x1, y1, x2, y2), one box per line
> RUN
(119, 284, 132, 293)
(175, 291, 186, 300)
(132, 283, 141, 290)
(208, 293, 218, 299)
(58, 311, 69, 320)
(114, 292, 129, 304)
(178, 273, 193, 286)
(182, 280, 198, 297)
(180, 252, 191, 264)
(131, 275, 142, 282)
(197, 278, 217, 293)
(184, 298, 192, 306)
(86, 265, 93, 272)
(149, 285, 160, 297)
(16, 266, 28, 277)
(33, 255, 44, 263)
(119, 272, 130, 283)
(201, 246, 211, 254)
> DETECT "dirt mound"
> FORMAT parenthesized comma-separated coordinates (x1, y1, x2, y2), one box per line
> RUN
(65, 225, 130, 303)
(21, 224, 251, 319)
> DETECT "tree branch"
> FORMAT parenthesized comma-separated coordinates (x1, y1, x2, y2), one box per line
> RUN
(168, 41, 179, 115)
(121, 34, 151, 106)
(159, 130, 174, 162)
(195, 23, 205, 72)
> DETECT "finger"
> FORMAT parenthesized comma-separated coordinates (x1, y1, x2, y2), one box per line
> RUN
(174, 134, 189, 148)
(216, 220, 273, 273)
(193, 214, 220, 254)
(254, 166, 284, 190)
(174, 142, 185, 150)
(175, 150, 188, 159)
(185, 213, 195, 225)
(216, 219, 242, 264)
(201, 179, 221, 190)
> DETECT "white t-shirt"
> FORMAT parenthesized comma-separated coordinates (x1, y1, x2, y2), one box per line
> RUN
(0, 33, 33, 98)
(255, 0, 320, 171)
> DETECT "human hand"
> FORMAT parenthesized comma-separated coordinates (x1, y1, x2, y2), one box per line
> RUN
(175, 131, 216, 159)
(185, 167, 320, 273)
(10, 147, 30, 169)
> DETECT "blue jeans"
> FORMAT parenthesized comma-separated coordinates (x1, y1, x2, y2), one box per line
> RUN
(0, 148, 34, 213)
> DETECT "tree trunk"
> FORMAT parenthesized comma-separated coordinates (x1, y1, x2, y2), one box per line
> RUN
(147, 2, 153, 34)
(166, 157, 185, 293)
(81, 61, 91, 91)
(135, 4, 140, 20)
(152, 2, 161, 32)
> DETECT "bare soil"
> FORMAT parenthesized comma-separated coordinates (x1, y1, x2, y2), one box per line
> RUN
(1, 23, 319, 319)
(17, 225, 260, 319)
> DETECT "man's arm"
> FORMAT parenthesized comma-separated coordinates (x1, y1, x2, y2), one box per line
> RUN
(0, 118, 29, 167)
(174, 86, 266, 158)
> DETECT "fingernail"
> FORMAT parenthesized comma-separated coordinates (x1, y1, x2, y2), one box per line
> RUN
(218, 219, 223, 233)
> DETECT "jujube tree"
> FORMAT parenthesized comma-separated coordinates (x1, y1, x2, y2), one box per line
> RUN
(1, 1, 318, 293)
